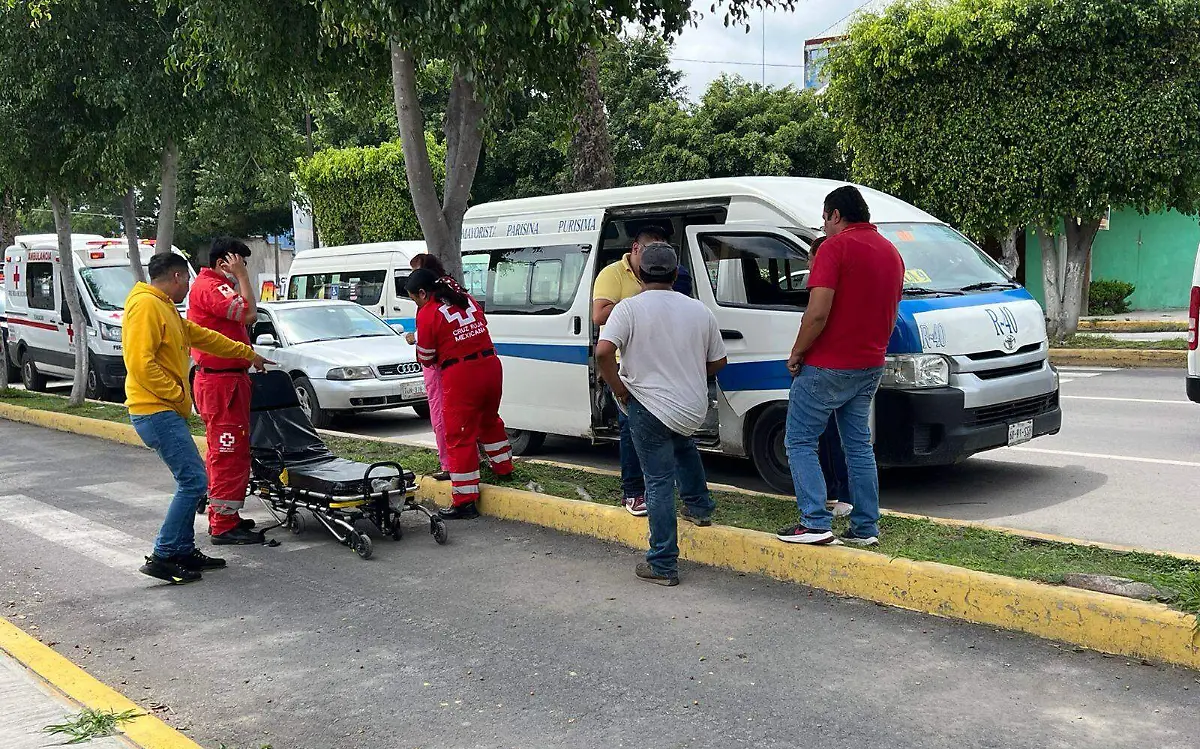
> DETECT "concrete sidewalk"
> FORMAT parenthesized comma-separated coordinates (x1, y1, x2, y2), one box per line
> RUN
(0, 648, 132, 748)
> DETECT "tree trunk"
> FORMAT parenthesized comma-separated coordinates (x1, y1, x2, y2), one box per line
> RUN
(570, 45, 616, 192)
(389, 41, 484, 281)
(1037, 224, 1064, 343)
(999, 227, 1020, 278)
(1060, 217, 1101, 339)
(124, 187, 146, 283)
(0, 187, 17, 252)
(155, 139, 180, 255)
(49, 193, 88, 407)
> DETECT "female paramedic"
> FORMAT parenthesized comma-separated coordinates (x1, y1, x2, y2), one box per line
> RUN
(404, 254, 451, 481)
(406, 268, 514, 519)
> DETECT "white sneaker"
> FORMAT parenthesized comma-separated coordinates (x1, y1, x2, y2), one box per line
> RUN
(826, 500, 853, 518)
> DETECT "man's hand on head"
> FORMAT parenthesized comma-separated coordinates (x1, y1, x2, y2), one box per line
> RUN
(219, 253, 250, 280)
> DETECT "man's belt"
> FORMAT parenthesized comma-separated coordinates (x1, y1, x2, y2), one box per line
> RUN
(198, 367, 249, 374)
(441, 348, 495, 371)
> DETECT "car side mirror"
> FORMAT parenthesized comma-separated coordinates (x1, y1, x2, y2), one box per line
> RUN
(390, 323, 406, 334)
(255, 333, 278, 347)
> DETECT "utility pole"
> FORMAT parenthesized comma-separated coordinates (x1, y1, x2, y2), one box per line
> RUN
(761, 8, 766, 86)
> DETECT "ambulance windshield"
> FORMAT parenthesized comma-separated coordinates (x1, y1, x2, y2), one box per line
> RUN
(876, 223, 1015, 295)
(80, 265, 151, 311)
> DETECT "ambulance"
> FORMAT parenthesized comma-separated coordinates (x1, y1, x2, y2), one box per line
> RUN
(285, 241, 427, 330)
(2, 234, 192, 401)
(459, 177, 1062, 493)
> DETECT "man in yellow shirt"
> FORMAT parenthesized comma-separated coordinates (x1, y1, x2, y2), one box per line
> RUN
(123, 252, 271, 585)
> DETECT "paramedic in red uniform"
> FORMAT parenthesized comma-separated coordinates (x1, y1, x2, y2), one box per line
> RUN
(406, 268, 514, 519)
(188, 237, 265, 545)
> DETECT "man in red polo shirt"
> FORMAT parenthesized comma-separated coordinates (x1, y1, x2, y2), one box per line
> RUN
(189, 237, 265, 545)
(776, 186, 904, 547)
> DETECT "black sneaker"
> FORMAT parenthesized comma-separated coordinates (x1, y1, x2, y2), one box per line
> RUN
(439, 502, 480, 520)
(430, 471, 451, 482)
(840, 531, 880, 547)
(195, 495, 208, 515)
(211, 526, 267, 546)
(170, 549, 227, 571)
(139, 555, 202, 584)
(635, 562, 679, 586)
(680, 507, 712, 527)
(208, 518, 256, 535)
(775, 524, 838, 545)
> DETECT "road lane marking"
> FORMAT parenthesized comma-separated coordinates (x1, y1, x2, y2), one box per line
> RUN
(1061, 395, 1190, 405)
(76, 481, 174, 509)
(1004, 447, 1200, 469)
(1057, 366, 1121, 372)
(0, 495, 146, 570)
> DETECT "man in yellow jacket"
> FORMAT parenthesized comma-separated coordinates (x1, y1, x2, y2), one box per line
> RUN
(124, 253, 271, 584)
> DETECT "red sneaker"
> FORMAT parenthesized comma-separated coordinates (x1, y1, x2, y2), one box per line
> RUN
(623, 496, 648, 517)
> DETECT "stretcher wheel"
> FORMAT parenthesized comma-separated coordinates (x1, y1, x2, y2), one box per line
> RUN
(432, 518, 449, 546)
(389, 513, 403, 541)
(288, 512, 306, 535)
(353, 532, 373, 560)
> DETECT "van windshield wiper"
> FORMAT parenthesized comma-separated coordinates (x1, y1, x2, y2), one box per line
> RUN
(903, 286, 964, 297)
(959, 281, 1019, 292)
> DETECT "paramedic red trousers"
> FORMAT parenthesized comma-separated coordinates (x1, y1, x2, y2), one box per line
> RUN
(193, 370, 251, 535)
(442, 353, 513, 505)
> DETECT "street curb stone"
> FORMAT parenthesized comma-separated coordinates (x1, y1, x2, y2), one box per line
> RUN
(1049, 348, 1186, 368)
(2, 402, 1199, 671)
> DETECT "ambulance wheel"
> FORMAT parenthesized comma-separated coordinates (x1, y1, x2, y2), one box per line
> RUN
(352, 532, 373, 560)
(507, 429, 546, 456)
(85, 362, 113, 401)
(19, 352, 47, 392)
(412, 402, 431, 420)
(294, 376, 331, 428)
(288, 512, 306, 535)
(748, 404, 794, 495)
(432, 518, 449, 545)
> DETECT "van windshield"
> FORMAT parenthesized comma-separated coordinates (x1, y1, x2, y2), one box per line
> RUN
(876, 223, 1014, 294)
(80, 266, 150, 311)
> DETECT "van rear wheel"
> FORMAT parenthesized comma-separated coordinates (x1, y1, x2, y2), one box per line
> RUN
(507, 429, 546, 456)
(749, 404, 794, 495)
(2, 343, 19, 384)
(20, 352, 47, 393)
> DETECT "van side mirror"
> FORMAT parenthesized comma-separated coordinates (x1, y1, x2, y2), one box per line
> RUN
(255, 333, 279, 347)
(390, 323, 405, 334)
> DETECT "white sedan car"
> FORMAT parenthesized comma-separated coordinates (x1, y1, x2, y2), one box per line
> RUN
(250, 300, 428, 427)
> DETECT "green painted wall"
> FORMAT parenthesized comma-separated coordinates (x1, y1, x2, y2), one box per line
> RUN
(1024, 209, 1200, 311)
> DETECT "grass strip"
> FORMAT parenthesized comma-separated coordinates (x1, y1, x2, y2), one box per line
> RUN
(4, 388, 1199, 622)
(1079, 321, 1188, 334)
(1060, 334, 1187, 350)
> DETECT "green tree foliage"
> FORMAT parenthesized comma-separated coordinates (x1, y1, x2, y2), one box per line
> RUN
(631, 75, 847, 184)
(294, 136, 446, 246)
(827, 0, 1200, 340)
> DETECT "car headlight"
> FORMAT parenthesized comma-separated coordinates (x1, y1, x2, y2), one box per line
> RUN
(881, 354, 950, 389)
(326, 366, 375, 381)
(99, 322, 122, 342)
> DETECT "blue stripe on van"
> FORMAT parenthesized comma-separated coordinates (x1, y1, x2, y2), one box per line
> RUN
(494, 342, 590, 365)
(717, 359, 792, 393)
(384, 317, 417, 329)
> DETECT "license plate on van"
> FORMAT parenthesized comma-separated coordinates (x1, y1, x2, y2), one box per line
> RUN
(1007, 419, 1034, 446)
(400, 380, 426, 400)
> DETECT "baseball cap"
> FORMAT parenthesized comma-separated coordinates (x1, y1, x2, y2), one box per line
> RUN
(639, 242, 678, 283)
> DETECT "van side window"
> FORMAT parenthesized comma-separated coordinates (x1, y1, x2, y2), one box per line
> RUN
(462, 245, 589, 315)
(287, 271, 386, 305)
(26, 262, 56, 311)
(699, 234, 811, 309)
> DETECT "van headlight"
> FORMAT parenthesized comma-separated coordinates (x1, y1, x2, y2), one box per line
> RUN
(881, 354, 950, 389)
(99, 322, 122, 342)
(327, 366, 375, 381)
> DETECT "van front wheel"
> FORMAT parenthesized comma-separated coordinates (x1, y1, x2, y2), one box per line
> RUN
(507, 429, 546, 456)
(85, 362, 113, 401)
(749, 404, 794, 495)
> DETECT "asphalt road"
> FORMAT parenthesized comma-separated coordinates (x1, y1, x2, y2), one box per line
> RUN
(1, 423, 1198, 749)
(344, 366, 1200, 557)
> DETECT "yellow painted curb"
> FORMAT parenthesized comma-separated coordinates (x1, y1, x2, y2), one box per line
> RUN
(0, 402, 209, 455)
(1077, 320, 1188, 333)
(420, 481, 1200, 670)
(0, 616, 204, 749)
(1049, 348, 1186, 368)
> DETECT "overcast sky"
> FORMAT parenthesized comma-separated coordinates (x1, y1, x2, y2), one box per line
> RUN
(668, 1, 869, 98)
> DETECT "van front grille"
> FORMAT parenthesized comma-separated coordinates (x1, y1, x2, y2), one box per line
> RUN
(965, 392, 1058, 427)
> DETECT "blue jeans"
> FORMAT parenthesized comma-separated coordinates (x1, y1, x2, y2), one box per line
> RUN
(626, 398, 716, 577)
(785, 366, 884, 537)
(618, 409, 645, 499)
(819, 415, 849, 502)
(131, 410, 207, 559)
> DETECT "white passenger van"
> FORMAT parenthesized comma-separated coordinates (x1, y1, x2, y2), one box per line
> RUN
(285, 241, 427, 330)
(460, 177, 1062, 492)
(2, 234, 192, 401)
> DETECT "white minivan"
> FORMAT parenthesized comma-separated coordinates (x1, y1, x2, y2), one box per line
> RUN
(285, 241, 426, 331)
(2, 234, 192, 400)
(460, 177, 1062, 493)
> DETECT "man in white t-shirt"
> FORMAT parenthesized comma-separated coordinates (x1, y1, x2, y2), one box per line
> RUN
(596, 242, 728, 586)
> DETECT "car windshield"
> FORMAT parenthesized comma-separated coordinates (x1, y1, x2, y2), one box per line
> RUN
(79, 265, 150, 311)
(275, 304, 397, 345)
(876, 223, 1014, 295)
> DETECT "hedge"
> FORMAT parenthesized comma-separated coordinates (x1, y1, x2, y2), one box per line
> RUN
(293, 135, 445, 246)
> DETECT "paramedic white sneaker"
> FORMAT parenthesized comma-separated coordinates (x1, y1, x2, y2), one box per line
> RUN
(840, 530, 880, 547)
(775, 523, 838, 545)
(624, 496, 648, 516)
(826, 500, 853, 518)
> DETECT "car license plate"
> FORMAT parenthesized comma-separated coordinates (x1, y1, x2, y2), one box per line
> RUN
(400, 380, 426, 400)
(1007, 419, 1034, 446)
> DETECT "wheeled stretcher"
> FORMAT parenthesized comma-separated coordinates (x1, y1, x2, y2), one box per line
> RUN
(248, 370, 448, 558)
